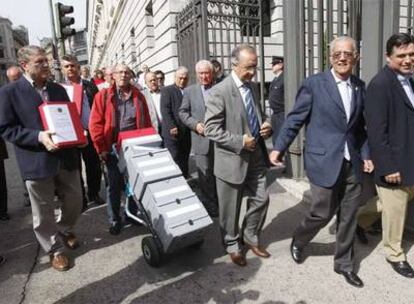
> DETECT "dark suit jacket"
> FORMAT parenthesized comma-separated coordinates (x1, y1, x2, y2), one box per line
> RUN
(82, 78, 99, 108)
(160, 84, 190, 142)
(365, 65, 414, 187)
(274, 70, 368, 188)
(0, 138, 7, 160)
(0, 77, 79, 180)
(268, 72, 284, 114)
(179, 84, 211, 155)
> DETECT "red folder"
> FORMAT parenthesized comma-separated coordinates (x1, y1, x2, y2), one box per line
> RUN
(39, 101, 87, 149)
(62, 83, 83, 115)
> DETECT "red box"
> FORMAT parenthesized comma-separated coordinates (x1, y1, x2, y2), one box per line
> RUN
(116, 127, 156, 150)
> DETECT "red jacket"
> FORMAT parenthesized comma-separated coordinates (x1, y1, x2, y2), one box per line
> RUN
(89, 85, 152, 154)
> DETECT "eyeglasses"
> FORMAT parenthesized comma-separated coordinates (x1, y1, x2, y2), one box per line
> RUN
(156, 77, 164, 80)
(331, 51, 355, 60)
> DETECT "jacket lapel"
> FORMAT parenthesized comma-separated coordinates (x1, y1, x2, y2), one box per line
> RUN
(386, 66, 414, 111)
(324, 70, 347, 115)
(196, 85, 205, 117)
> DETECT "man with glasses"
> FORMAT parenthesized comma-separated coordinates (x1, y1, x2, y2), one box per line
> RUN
(154, 70, 165, 88)
(0, 46, 83, 271)
(270, 36, 373, 287)
(89, 63, 152, 235)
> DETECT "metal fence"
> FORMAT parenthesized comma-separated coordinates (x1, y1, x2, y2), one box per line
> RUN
(176, 0, 266, 107)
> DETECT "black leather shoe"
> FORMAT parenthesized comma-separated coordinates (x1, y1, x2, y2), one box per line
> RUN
(109, 221, 122, 235)
(386, 260, 414, 278)
(356, 225, 368, 244)
(290, 239, 304, 264)
(0, 213, 10, 221)
(335, 270, 364, 287)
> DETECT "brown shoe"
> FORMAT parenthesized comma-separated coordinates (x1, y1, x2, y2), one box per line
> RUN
(229, 252, 247, 266)
(246, 243, 271, 258)
(64, 233, 79, 250)
(50, 254, 70, 272)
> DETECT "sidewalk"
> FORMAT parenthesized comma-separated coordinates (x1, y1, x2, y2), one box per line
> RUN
(1, 149, 414, 303)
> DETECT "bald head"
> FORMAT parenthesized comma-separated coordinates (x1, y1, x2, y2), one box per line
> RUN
(7, 66, 22, 82)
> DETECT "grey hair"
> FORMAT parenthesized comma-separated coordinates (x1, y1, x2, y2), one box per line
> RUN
(17, 45, 46, 63)
(231, 44, 256, 66)
(195, 60, 213, 72)
(61, 54, 79, 64)
(329, 36, 357, 54)
(176, 66, 189, 75)
(112, 63, 132, 73)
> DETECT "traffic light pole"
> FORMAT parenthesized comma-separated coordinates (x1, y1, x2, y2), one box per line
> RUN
(49, 0, 62, 81)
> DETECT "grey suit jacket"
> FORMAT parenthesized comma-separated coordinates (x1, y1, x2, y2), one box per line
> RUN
(204, 75, 269, 184)
(179, 84, 211, 155)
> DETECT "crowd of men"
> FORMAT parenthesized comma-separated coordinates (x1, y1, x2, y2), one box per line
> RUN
(0, 33, 414, 290)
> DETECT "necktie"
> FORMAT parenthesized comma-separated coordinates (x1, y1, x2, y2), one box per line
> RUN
(242, 84, 260, 139)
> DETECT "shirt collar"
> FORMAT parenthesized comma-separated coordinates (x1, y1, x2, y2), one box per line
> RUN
(396, 73, 412, 83)
(24, 74, 47, 89)
(231, 70, 245, 88)
(330, 68, 351, 86)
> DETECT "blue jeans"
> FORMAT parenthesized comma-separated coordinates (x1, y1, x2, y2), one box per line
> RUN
(105, 155, 124, 224)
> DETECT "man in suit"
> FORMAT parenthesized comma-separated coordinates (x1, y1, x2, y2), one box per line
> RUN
(364, 33, 414, 278)
(89, 63, 152, 235)
(0, 138, 8, 220)
(270, 36, 372, 287)
(142, 71, 162, 134)
(161, 66, 191, 178)
(60, 54, 104, 210)
(0, 45, 83, 271)
(268, 56, 284, 145)
(6, 65, 31, 207)
(179, 60, 218, 217)
(205, 45, 272, 266)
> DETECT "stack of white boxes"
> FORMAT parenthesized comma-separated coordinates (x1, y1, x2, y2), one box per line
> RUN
(118, 134, 213, 253)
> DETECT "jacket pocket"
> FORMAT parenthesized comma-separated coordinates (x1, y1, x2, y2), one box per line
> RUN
(306, 145, 326, 155)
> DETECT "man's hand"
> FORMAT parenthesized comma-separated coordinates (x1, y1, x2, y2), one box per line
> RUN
(39, 130, 58, 152)
(77, 131, 89, 148)
(170, 127, 178, 138)
(259, 121, 272, 139)
(195, 123, 205, 136)
(99, 151, 110, 162)
(363, 160, 374, 173)
(384, 172, 401, 184)
(243, 134, 256, 151)
(269, 150, 284, 166)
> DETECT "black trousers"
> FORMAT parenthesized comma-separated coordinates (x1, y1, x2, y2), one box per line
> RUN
(0, 160, 7, 215)
(79, 134, 102, 201)
(164, 134, 191, 178)
(293, 160, 361, 272)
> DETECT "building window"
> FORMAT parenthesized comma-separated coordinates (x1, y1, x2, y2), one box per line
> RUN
(240, 0, 271, 37)
(0, 36, 3, 43)
(0, 64, 6, 70)
(0, 49, 4, 58)
(145, 1, 155, 48)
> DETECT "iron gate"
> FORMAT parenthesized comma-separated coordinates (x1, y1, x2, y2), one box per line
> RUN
(176, 0, 265, 106)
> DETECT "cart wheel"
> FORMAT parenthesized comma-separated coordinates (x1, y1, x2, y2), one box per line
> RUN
(190, 239, 204, 250)
(142, 236, 161, 267)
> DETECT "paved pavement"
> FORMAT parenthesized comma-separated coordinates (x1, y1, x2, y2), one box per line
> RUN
(1, 144, 414, 304)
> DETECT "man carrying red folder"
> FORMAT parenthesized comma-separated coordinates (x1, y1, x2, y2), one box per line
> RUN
(60, 54, 105, 210)
(0, 45, 83, 272)
(89, 63, 152, 235)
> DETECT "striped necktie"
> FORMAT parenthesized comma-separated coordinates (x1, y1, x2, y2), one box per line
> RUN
(241, 84, 260, 139)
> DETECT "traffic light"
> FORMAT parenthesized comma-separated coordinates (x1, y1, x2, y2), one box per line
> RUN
(55, 2, 76, 39)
